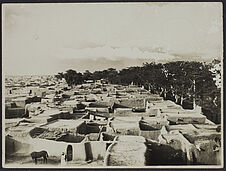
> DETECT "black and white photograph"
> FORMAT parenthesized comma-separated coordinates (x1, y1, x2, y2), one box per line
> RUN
(2, 2, 223, 168)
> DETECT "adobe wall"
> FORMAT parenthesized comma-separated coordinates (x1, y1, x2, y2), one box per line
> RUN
(146, 108, 160, 116)
(166, 114, 206, 124)
(5, 108, 25, 118)
(160, 131, 197, 164)
(28, 138, 87, 160)
(114, 99, 145, 108)
(114, 108, 132, 116)
(102, 133, 117, 141)
(7, 137, 108, 162)
(85, 141, 107, 160)
(193, 139, 221, 165)
(86, 107, 109, 113)
(13, 100, 26, 108)
(140, 130, 161, 141)
(5, 136, 32, 157)
(145, 140, 187, 165)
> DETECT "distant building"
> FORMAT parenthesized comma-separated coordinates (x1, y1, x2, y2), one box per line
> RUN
(84, 80, 94, 83)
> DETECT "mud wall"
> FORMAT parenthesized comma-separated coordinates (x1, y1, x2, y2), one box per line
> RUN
(5, 136, 32, 157)
(140, 130, 161, 141)
(5, 108, 25, 118)
(114, 99, 145, 108)
(11, 137, 108, 162)
(28, 138, 87, 161)
(114, 108, 132, 116)
(85, 141, 106, 160)
(193, 139, 221, 165)
(102, 133, 116, 141)
(145, 141, 187, 165)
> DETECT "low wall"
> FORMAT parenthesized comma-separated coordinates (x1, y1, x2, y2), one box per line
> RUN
(5, 107, 25, 119)
(102, 133, 117, 141)
(114, 127, 140, 136)
(146, 109, 159, 116)
(114, 99, 145, 108)
(13, 100, 26, 108)
(145, 97, 163, 102)
(166, 114, 206, 124)
(86, 107, 109, 113)
(140, 130, 161, 141)
(114, 108, 132, 116)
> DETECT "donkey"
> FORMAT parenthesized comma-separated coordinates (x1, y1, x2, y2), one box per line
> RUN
(31, 150, 49, 164)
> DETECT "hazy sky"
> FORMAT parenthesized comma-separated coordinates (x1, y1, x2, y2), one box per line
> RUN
(2, 2, 223, 75)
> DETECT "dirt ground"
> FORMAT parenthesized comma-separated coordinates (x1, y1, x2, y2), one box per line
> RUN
(5, 154, 104, 168)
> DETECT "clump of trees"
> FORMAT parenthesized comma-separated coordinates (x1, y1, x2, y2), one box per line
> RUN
(55, 59, 221, 123)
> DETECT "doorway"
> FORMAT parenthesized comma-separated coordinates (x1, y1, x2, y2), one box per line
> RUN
(66, 145, 73, 161)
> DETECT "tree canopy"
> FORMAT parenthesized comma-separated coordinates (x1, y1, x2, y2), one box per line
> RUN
(55, 60, 221, 123)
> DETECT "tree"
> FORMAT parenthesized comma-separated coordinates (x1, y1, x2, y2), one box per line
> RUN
(63, 69, 77, 87)
(163, 61, 191, 104)
(55, 72, 64, 80)
(105, 68, 119, 84)
(63, 69, 84, 87)
(92, 70, 105, 81)
(83, 70, 93, 80)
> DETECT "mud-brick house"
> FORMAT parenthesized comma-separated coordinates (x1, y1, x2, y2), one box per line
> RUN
(5, 96, 41, 118)
(11, 96, 41, 108)
(165, 113, 206, 124)
(139, 117, 169, 141)
(86, 101, 115, 113)
(114, 98, 145, 108)
(39, 117, 107, 136)
(88, 111, 110, 121)
(157, 128, 197, 164)
(5, 103, 25, 119)
(171, 124, 222, 165)
(84, 80, 94, 84)
(108, 117, 140, 136)
(61, 100, 86, 114)
(25, 118, 109, 162)
(110, 97, 147, 116)
(158, 124, 222, 165)
(6, 134, 109, 162)
(27, 109, 68, 123)
(40, 119, 86, 134)
(114, 108, 132, 116)
(6, 116, 113, 163)
(95, 79, 108, 85)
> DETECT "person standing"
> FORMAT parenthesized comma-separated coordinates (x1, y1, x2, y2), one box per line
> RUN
(61, 152, 66, 166)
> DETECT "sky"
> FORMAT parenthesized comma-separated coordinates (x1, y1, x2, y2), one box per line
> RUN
(2, 2, 223, 75)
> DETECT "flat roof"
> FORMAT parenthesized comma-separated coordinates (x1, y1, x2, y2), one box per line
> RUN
(43, 119, 84, 129)
(41, 109, 62, 116)
(166, 124, 197, 131)
(116, 135, 146, 143)
(166, 113, 206, 118)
